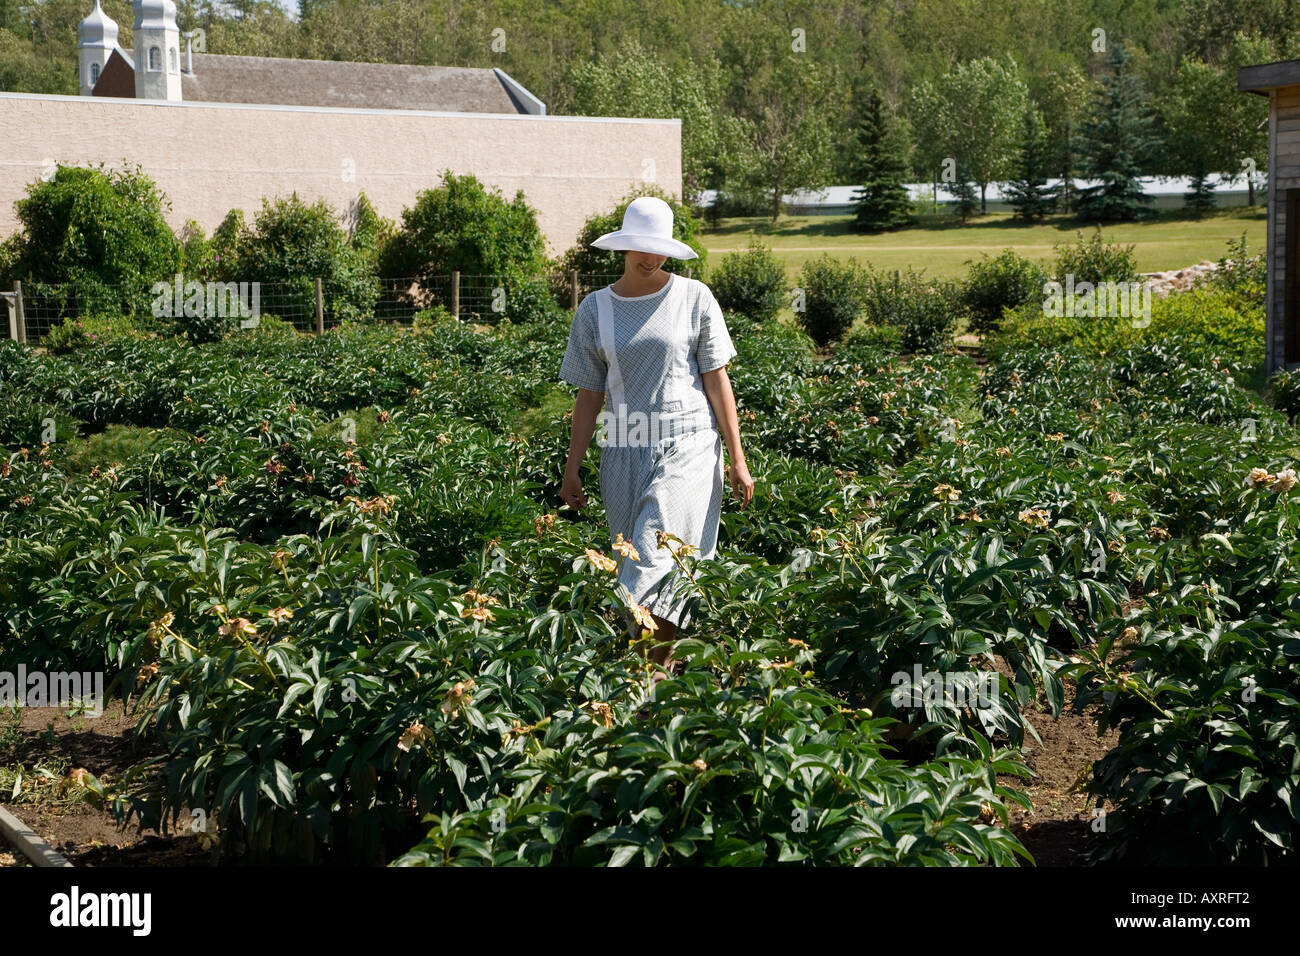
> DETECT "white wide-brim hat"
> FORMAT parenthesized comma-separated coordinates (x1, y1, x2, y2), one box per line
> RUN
(590, 196, 698, 259)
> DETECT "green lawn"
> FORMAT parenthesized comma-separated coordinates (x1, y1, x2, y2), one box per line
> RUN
(700, 206, 1267, 279)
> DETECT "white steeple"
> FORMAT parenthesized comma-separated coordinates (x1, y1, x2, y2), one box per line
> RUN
(77, 1, 119, 96)
(133, 0, 182, 101)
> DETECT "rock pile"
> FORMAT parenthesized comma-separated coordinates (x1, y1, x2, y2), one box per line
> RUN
(1143, 260, 1220, 297)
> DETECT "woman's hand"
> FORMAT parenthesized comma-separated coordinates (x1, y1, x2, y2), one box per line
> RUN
(560, 471, 588, 510)
(728, 460, 754, 509)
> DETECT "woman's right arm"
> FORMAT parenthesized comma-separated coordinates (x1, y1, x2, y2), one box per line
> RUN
(560, 387, 605, 509)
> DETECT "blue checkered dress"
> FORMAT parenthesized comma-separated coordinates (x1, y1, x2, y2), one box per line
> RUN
(559, 272, 737, 628)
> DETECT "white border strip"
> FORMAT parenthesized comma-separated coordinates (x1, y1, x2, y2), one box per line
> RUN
(0, 804, 74, 868)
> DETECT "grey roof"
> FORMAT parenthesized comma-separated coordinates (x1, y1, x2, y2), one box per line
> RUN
(1238, 58, 1300, 94)
(116, 49, 537, 113)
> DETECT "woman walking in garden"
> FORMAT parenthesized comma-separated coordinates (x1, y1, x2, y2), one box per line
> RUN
(559, 196, 754, 691)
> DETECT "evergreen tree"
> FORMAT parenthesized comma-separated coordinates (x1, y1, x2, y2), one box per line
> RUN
(1004, 106, 1057, 221)
(1184, 168, 1216, 216)
(949, 160, 979, 222)
(850, 90, 913, 231)
(1074, 42, 1158, 222)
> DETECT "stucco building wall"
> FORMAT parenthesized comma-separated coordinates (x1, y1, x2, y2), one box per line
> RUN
(0, 93, 681, 258)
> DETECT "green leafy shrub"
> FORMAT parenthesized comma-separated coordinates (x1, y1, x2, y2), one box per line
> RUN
(962, 249, 1048, 336)
(3, 164, 180, 318)
(214, 194, 380, 325)
(43, 315, 138, 354)
(1269, 368, 1300, 422)
(412, 306, 455, 332)
(863, 267, 961, 353)
(795, 255, 868, 347)
(380, 171, 548, 286)
(1053, 230, 1138, 285)
(708, 240, 788, 323)
(1145, 288, 1263, 373)
(499, 267, 565, 324)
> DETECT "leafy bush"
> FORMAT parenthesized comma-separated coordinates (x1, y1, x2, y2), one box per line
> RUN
(413, 306, 456, 332)
(214, 194, 380, 324)
(708, 240, 788, 323)
(3, 164, 180, 318)
(1053, 231, 1138, 285)
(1269, 368, 1300, 422)
(863, 267, 961, 353)
(380, 172, 548, 286)
(795, 255, 868, 347)
(43, 315, 138, 354)
(1145, 288, 1263, 373)
(963, 249, 1048, 336)
(499, 267, 565, 324)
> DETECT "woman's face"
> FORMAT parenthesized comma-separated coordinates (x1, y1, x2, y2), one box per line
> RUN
(626, 250, 667, 277)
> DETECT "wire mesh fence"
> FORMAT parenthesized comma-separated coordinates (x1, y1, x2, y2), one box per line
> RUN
(3, 270, 653, 342)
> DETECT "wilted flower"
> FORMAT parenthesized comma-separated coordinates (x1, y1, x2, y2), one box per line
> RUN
(68, 768, 92, 788)
(1272, 468, 1297, 493)
(441, 679, 476, 719)
(259, 420, 270, 433)
(436, 433, 451, 446)
(1121, 626, 1138, 641)
(462, 589, 501, 607)
(268, 607, 293, 625)
(270, 548, 292, 570)
(1017, 508, 1050, 530)
(587, 701, 614, 728)
(213, 475, 227, 489)
(1107, 491, 1126, 504)
(1046, 432, 1065, 442)
(397, 720, 432, 752)
(218, 617, 258, 639)
(1247, 468, 1277, 489)
(585, 549, 617, 573)
(759, 660, 795, 671)
(1147, 526, 1170, 542)
(136, 663, 158, 688)
(265, 458, 286, 476)
(866, 415, 880, 425)
(692, 759, 708, 772)
(957, 507, 982, 522)
(631, 605, 658, 634)
(613, 533, 640, 561)
(810, 527, 827, 542)
(534, 512, 556, 537)
(376, 410, 390, 424)
(461, 605, 496, 623)
(996, 446, 1011, 457)
(933, 483, 960, 502)
(147, 612, 174, 644)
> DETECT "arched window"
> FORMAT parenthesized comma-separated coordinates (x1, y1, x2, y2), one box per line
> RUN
(169, 47, 178, 72)
(149, 46, 161, 71)
(89, 62, 101, 85)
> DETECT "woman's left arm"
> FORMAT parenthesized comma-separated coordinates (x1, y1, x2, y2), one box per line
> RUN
(702, 366, 754, 509)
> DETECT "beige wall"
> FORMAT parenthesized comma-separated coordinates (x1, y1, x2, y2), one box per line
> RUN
(0, 93, 681, 260)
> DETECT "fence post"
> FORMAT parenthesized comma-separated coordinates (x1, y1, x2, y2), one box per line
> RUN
(451, 271, 460, 320)
(314, 278, 324, 335)
(570, 270, 579, 311)
(14, 282, 25, 345)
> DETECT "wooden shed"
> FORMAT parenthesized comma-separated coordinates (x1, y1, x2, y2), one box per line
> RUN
(1240, 60, 1300, 374)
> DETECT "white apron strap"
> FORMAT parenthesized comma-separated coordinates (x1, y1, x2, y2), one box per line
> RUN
(595, 286, 626, 412)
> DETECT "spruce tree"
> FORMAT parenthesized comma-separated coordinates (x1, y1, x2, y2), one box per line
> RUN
(850, 90, 913, 231)
(1074, 42, 1158, 222)
(1004, 106, 1057, 221)
(949, 160, 979, 223)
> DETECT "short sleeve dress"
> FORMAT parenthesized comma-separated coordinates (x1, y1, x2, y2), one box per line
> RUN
(559, 273, 737, 629)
